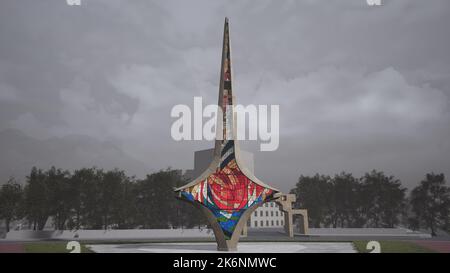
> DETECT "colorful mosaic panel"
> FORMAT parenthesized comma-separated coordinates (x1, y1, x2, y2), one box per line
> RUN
(181, 145, 274, 239)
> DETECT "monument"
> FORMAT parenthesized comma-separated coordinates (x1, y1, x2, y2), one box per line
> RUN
(175, 18, 308, 251)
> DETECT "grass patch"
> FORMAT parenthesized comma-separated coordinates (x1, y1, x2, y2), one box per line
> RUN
(24, 241, 94, 253)
(353, 240, 435, 253)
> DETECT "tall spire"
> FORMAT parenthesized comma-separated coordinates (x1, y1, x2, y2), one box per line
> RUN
(219, 17, 233, 143)
(175, 18, 279, 251)
(216, 17, 235, 170)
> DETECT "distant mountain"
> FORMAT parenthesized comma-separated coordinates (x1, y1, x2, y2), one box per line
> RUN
(0, 129, 149, 183)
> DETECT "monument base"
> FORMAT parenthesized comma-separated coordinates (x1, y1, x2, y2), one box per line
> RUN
(217, 246, 237, 251)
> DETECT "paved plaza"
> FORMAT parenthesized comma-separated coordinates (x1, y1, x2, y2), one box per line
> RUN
(87, 242, 357, 253)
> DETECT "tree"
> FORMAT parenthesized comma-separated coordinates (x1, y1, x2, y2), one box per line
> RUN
(328, 172, 364, 228)
(410, 173, 450, 236)
(0, 178, 23, 232)
(70, 168, 104, 229)
(45, 167, 71, 230)
(67, 168, 93, 230)
(135, 170, 173, 228)
(98, 169, 128, 230)
(290, 174, 332, 228)
(23, 167, 51, 230)
(360, 170, 406, 228)
(108, 172, 137, 229)
(18, 166, 208, 230)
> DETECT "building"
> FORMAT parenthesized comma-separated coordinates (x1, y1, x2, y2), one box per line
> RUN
(248, 202, 284, 228)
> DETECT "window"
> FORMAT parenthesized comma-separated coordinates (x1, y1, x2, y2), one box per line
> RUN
(271, 211, 274, 217)
(276, 211, 278, 217)
(255, 221, 258, 227)
(266, 220, 269, 226)
(254, 211, 257, 217)
(276, 220, 279, 226)
(266, 211, 268, 217)
(247, 219, 251, 226)
(265, 203, 268, 207)
(271, 203, 274, 207)
(281, 220, 284, 225)
(260, 221, 264, 227)
(260, 211, 263, 217)
(271, 220, 274, 226)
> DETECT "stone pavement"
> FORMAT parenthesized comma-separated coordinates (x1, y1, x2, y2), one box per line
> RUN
(87, 242, 357, 253)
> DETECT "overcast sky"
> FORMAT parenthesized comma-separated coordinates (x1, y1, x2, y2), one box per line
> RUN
(1, 0, 449, 191)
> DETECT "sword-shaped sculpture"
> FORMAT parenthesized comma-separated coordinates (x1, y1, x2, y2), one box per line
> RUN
(175, 18, 280, 251)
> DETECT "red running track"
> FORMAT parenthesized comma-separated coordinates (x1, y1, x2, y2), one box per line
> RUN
(0, 243, 25, 253)
(414, 241, 450, 253)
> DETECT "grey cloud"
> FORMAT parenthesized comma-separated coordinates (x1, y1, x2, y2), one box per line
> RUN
(0, 129, 149, 181)
(0, 0, 449, 191)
